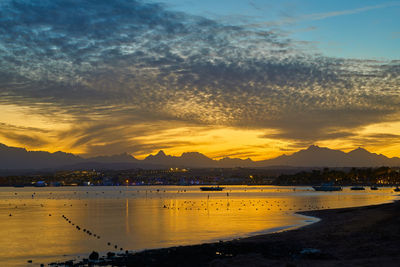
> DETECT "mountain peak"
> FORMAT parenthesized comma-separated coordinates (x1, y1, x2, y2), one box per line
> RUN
(180, 152, 213, 165)
(156, 150, 166, 156)
(144, 150, 169, 161)
(0, 143, 26, 152)
(181, 152, 209, 159)
(306, 145, 321, 151)
(348, 147, 370, 155)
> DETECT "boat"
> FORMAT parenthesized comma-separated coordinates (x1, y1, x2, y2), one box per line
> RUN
(34, 181, 47, 187)
(394, 186, 400, 192)
(312, 183, 342, 192)
(200, 186, 224, 191)
(370, 185, 378, 190)
(351, 186, 365, 190)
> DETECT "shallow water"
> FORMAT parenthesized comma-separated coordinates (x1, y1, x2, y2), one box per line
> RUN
(0, 185, 397, 266)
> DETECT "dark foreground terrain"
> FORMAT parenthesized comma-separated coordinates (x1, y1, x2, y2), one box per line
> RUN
(57, 199, 400, 266)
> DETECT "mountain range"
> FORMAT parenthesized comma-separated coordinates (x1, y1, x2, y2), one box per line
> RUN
(1, 143, 400, 171)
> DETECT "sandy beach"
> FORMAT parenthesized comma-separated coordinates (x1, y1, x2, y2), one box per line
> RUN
(56, 198, 400, 266)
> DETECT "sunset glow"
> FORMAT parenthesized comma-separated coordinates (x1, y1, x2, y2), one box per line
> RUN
(0, 0, 399, 160)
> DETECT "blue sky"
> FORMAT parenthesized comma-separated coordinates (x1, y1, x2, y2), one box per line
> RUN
(157, 0, 400, 59)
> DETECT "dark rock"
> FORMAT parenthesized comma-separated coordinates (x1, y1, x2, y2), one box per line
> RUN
(107, 252, 116, 258)
(89, 251, 99, 260)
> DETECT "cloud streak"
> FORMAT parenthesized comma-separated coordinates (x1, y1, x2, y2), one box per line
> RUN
(250, 2, 400, 27)
(296, 2, 400, 22)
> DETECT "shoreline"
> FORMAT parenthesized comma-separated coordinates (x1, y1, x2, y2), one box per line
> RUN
(55, 199, 400, 266)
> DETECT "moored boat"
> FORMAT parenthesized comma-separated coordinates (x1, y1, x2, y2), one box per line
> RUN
(34, 181, 47, 187)
(312, 183, 342, 192)
(200, 186, 224, 191)
(394, 186, 400, 192)
(370, 185, 378, 190)
(351, 186, 365, 190)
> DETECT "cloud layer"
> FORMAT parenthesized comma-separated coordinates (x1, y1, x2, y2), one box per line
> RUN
(0, 0, 399, 157)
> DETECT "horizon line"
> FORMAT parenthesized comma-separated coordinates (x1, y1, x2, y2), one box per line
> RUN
(1, 142, 398, 162)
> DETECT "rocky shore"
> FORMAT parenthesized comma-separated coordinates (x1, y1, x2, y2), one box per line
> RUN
(55, 200, 400, 266)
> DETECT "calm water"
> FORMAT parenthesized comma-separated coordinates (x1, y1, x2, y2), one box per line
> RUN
(0, 185, 398, 266)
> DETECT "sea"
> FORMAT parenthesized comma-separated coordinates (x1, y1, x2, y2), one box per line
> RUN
(0, 185, 398, 266)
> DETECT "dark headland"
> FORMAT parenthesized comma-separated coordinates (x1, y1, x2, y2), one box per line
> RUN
(57, 199, 400, 266)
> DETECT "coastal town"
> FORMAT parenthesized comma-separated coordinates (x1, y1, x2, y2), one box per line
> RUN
(1, 166, 399, 187)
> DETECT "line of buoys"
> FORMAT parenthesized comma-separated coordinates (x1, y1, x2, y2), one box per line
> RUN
(61, 215, 108, 247)
(160, 199, 330, 212)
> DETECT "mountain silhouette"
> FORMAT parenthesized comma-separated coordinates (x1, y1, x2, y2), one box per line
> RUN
(0, 144, 153, 171)
(144, 151, 216, 167)
(0, 143, 400, 171)
(0, 143, 82, 170)
(259, 145, 400, 167)
(88, 153, 138, 163)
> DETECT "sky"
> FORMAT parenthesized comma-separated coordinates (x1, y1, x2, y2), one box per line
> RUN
(0, 0, 399, 160)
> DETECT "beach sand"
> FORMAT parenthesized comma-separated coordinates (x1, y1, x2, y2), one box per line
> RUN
(59, 200, 400, 266)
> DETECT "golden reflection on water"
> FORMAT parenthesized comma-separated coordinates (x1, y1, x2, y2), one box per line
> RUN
(125, 198, 130, 234)
(0, 186, 397, 266)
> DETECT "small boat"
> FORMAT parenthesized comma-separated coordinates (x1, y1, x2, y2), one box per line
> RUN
(200, 186, 224, 191)
(351, 186, 365, 190)
(370, 185, 378, 190)
(394, 186, 400, 192)
(34, 181, 47, 187)
(312, 183, 342, 192)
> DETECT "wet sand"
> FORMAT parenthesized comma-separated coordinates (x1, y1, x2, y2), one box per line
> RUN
(58, 200, 400, 266)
